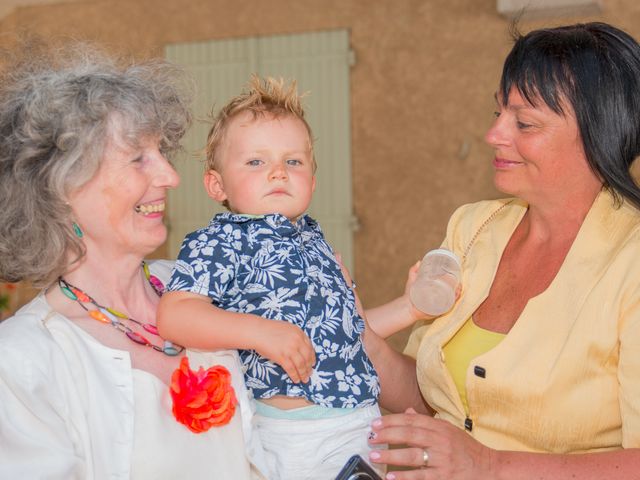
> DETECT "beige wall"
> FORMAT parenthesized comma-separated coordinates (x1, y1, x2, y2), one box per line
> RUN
(4, 0, 639, 346)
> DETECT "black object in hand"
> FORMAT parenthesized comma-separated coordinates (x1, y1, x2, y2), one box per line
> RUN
(334, 455, 383, 480)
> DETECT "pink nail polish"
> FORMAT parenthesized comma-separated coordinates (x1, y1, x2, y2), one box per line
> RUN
(372, 418, 382, 427)
(386, 474, 396, 480)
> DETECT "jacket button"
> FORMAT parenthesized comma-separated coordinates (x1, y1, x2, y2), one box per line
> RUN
(473, 366, 486, 378)
(464, 418, 473, 431)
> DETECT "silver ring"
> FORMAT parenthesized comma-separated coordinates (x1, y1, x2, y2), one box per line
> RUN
(350, 281, 357, 289)
(422, 448, 429, 467)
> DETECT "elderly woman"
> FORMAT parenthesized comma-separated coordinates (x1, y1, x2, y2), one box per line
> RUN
(0, 44, 266, 479)
(364, 22, 640, 479)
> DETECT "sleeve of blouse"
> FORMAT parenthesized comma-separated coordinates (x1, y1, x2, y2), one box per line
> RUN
(0, 344, 84, 478)
(618, 282, 640, 447)
(167, 223, 239, 304)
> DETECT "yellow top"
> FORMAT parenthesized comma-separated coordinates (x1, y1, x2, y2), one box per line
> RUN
(405, 190, 640, 452)
(443, 318, 505, 414)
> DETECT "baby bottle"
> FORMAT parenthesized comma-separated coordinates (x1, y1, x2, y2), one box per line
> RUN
(409, 248, 461, 316)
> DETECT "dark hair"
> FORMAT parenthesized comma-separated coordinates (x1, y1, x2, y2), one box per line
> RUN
(500, 22, 640, 209)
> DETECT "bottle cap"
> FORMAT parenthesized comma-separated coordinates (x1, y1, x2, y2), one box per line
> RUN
(423, 248, 461, 267)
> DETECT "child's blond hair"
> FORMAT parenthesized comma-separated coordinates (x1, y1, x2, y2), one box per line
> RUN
(205, 75, 315, 172)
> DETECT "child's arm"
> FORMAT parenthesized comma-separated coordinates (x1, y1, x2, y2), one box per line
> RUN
(365, 262, 435, 338)
(157, 291, 316, 384)
(366, 298, 433, 339)
(334, 254, 431, 339)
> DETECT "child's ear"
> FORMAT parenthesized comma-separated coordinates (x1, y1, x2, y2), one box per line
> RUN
(204, 170, 227, 203)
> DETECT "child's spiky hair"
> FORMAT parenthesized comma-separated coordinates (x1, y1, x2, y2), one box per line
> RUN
(205, 75, 315, 171)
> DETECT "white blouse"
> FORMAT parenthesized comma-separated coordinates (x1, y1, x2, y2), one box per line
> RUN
(0, 260, 267, 479)
(130, 368, 252, 479)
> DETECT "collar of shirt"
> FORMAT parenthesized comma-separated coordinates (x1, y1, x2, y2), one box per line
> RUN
(211, 212, 318, 236)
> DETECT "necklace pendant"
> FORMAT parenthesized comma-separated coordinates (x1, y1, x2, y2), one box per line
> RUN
(126, 331, 150, 346)
(106, 307, 128, 319)
(148, 274, 165, 295)
(163, 341, 180, 356)
(60, 285, 78, 301)
(70, 287, 91, 303)
(143, 324, 159, 335)
(98, 307, 119, 324)
(89, 309, 111, 324)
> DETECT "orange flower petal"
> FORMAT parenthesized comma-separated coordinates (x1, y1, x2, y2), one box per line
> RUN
(169, 357, 237, 433)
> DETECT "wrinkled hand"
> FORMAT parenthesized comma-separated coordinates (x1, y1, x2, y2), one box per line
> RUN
(368, 408, 493, 479)
(254, 321, 316, 383)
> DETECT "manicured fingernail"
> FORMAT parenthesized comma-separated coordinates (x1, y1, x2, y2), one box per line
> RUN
(370, 451, 381, 460)
(372, 418, 382, 427)
(368, 431, 377, 441)
(386, 474, 396, 480)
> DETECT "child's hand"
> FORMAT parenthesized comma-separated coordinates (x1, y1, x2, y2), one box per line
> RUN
(254, 321, 316, 384)
(404, 261, 421, 295)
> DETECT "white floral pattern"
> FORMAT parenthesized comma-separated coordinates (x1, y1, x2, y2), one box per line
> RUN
(168, 213, 379, 408)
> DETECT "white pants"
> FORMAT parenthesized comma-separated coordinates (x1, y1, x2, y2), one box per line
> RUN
(255, 404, 386, 480)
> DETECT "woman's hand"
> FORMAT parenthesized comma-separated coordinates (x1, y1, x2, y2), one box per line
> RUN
(368, 408, 494, 479)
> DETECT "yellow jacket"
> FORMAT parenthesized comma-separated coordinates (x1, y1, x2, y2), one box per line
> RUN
(405, 190, 640, 452)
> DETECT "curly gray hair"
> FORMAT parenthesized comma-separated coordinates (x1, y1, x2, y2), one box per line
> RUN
(0, 42, 193, 287)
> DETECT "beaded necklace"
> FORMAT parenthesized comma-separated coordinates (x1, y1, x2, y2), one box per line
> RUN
(58, 262, 184, 356)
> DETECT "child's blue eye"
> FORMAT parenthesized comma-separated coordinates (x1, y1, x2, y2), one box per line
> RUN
(286, 159, 302, 166)
(247, 159, 262, 166)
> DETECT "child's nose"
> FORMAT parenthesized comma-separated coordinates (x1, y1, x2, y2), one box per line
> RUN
(269, 162, 288, 180)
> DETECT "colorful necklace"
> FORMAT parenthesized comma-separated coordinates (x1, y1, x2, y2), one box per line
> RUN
(58, 262, 184, 356)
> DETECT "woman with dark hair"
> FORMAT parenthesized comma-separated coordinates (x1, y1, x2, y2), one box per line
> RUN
(0, 42, 266, 479)
(364, 22, 640, 478)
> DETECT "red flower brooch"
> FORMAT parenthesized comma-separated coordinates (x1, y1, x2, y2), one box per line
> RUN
(170, 356, 237, 433)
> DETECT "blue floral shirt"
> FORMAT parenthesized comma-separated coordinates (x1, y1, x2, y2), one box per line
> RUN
(168, 213, 379, 409)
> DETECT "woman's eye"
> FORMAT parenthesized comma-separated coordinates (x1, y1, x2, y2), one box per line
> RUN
(516, 121, 531, 129)
(493, 111, 501, 118)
